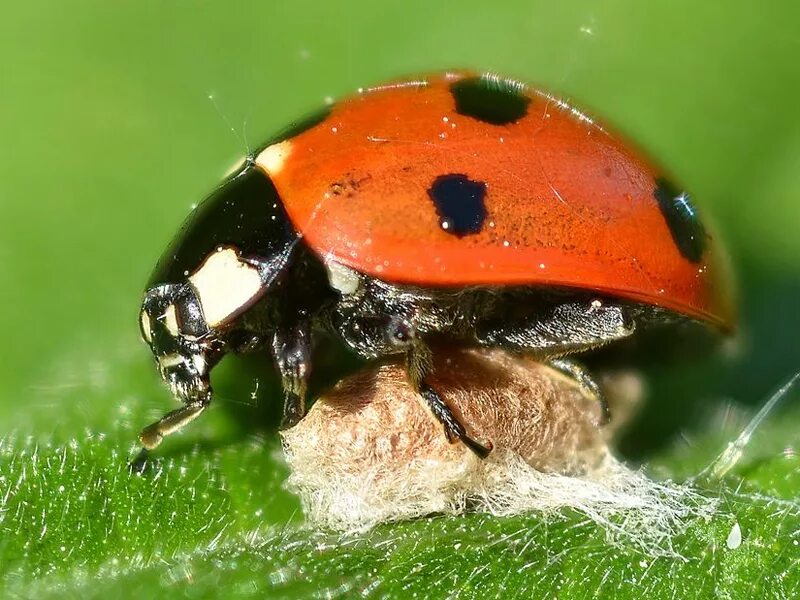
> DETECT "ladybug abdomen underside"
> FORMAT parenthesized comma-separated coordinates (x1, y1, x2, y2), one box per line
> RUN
(257, 72, 732, 329)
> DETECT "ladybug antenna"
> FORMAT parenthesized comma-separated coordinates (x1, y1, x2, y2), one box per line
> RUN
(698, 370, 800, 481)
(206, 92, 252, 157)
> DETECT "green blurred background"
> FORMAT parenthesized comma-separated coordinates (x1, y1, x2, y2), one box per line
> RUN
(1, 0, 799, 594)
(2, 0, 798, 444)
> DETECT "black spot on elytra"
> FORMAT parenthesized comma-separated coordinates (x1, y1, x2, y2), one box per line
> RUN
(653, 177, 707, 263)
(450, 76, 531, 125)
(428, 174, 487, 237)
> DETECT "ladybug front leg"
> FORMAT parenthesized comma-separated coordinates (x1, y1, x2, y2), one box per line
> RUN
(388, 318, 493, 458)
(129, 397, 211, 473)
(271, 322, 312, 428)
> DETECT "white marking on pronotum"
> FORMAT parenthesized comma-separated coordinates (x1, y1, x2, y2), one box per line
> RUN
(163, 304, 180, 336)
(140, 311, 153, 343)
(255, 140, 293, 176)
(325, 259, 361, 295)
(189, 246, 263, 328)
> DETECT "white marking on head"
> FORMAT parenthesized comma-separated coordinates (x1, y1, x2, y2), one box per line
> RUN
(255, 140, 293, 176)
(140, 311, 153, 343)
(191, 353, 207, 376)
(325, 259, 361, 295)
(188, 246, 263, 327)
(158, 353, 185, 370)
(163, 304, 180, 336)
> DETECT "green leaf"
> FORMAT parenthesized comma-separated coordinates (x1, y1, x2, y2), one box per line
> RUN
(4, 409, 800, 598)
(2, 0, 800, 597)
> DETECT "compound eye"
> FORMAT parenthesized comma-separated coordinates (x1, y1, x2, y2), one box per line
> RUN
(175, 288, 209, 339)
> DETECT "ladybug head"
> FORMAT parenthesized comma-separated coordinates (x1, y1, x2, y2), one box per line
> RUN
(139, 283, 217, 404)
(139, 165, 300, 404)
(139, 240, 287, 403)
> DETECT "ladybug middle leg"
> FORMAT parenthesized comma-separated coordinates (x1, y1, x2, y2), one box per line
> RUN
(417, 380, 494, 458)
(394, 321, 492, 458)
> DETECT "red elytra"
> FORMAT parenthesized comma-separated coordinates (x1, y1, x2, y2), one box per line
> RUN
(256, 71, 734, 331)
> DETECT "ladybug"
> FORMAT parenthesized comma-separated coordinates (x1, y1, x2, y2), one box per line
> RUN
(134, 71, 734, 466)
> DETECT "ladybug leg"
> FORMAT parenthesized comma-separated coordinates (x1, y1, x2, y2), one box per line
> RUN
(417, 381, 493, 458)
(130, 394, 211, 473)
(548, 358, 610, 425)
(398, 330, 492, 458)
(271, 322, 312, 428)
